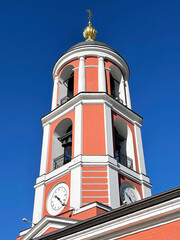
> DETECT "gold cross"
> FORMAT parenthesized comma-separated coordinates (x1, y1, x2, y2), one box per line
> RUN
(86, 9, 93, 25)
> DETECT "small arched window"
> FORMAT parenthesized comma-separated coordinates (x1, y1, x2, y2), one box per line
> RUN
(114, 127, 125, 162)
(59, 65, 74, 105)
(109, 65, 125, 104)
(110, 73, 119, 100)
(113, 118, 135, 169)
(58, 125, 72, 165)
(67, 73, 74, 99)
(51, 118, 73, 170)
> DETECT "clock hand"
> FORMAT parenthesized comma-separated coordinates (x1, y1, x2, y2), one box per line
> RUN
(126, 192, 132, 202)
(54, 195, 65, 206)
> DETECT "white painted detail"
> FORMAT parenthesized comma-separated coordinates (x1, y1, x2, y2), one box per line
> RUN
(51, 75, 59, 110)
(104, 103, 114, 157)
(70, 164, 82, 210)
(78, 56, 86, 92)
(74, 103, 82, 157)
(32, 183, 45, 224)
(98, 57, 106, 92)
(52, 47, 129, 82)
(108, 166, 120, 208)
(39, 123, 50, 176)
(125, 80, 131, 109)
(134, 123, 146, 175)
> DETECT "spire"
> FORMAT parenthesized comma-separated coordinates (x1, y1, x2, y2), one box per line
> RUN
(83, 10, 97, 41)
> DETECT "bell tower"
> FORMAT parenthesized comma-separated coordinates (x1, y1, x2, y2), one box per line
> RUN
(31, 13, 152, 226)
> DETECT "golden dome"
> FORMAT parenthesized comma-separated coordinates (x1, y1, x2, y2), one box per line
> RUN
(83, 10, 97, 41)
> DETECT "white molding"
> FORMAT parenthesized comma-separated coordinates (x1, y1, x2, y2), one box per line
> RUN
(52, 46, 129, 82)
(32, 183, 45, 224)
(35, 155, 151, 189)
(39, 123, 51, 176)
(104, 103, 114, 157)
(74, 103, 82, 157)
(134, 123, 147, 175)
(41, 93, 143, 127)
(108, 165, 120, 208)
(74, 202, 111, 215)
(51, 75, 59, 111)
(21, 216, 78, 240)
(70, 164, 82, 210)
(125, 80, 131, 109)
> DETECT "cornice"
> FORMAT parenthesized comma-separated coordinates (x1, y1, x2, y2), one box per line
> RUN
(52, 45, 129, 81)
(41, 92, 143, 126)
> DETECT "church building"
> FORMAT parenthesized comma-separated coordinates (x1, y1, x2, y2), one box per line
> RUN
(17, 12, 180, 240)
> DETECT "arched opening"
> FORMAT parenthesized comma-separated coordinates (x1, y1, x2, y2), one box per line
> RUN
(51, 118, 73, 170)
(59, 65, 74, 105)
(109, 65, 125, 104)
(114, 118, 135, 169)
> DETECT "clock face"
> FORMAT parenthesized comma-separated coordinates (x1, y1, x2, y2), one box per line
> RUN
(120, 186, 136, 204)
(120, 182, 140, 204)
(47, 183, 69, 216)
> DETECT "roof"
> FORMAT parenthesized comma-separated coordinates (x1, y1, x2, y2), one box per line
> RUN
(34, 186, 180, 240)
(66, 40, 116, 53)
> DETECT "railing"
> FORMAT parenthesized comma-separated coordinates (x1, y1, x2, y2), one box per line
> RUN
(60, 96, 70, 105)
(119, 152, 133, 169)
(112, 95, 124, 104)
(53, 154, 64, 170)
(53, 154, 71, 170)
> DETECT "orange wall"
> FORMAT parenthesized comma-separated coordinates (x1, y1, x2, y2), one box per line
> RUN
(85, 57, 98, 92)
(112, 112, 140, 173)
(82, 166, 108, 206)
(43, 173, 71, 217)
(47, 110, 75, 173)
(55, 206, 107, 221)
(117, 220, 180, 240)
(83, 104, 106, 155)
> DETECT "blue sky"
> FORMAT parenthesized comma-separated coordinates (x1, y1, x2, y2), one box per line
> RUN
(0, 0, 180, 239)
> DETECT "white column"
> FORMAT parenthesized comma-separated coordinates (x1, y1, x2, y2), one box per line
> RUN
(119, 76, 126, 105)
(32, 183, 45, 224)
(142, 183, 152, 198)
(74, 103, 82, 157)
(39, 123, 51, 176)
(78, 56, 86, 92)
(125, 80, 131, 109)
(51, 75, 59, 111)
(98, 57, 106, 92)
(70, 165, 82, 210)
(108, 166, 120, 208)
(134, 123, 146, 174)
(104, 103, 114, 157)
